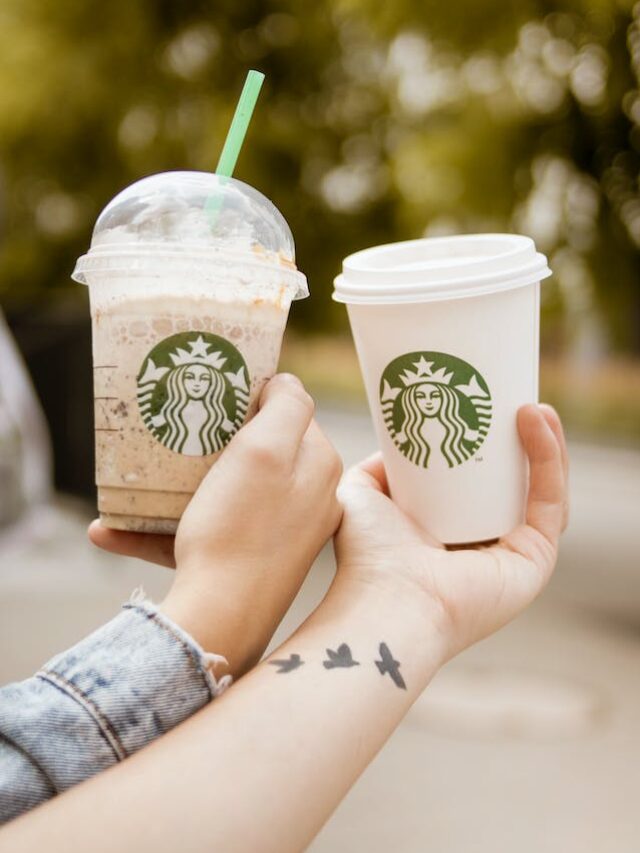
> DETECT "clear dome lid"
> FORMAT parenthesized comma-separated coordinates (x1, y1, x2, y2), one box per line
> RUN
(72, 171, 307, 299)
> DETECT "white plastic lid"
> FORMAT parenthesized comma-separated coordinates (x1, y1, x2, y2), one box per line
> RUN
(333, 234, 551, 304)
(73, 171, 308, 299)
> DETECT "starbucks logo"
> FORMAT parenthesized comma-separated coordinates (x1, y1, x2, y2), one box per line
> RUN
(137, 331, 250, 456)
(380, 352, 491, 469)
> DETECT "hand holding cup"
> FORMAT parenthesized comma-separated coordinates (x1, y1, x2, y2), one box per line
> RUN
(334, 403, 568, 661)
(90, 374, 343, 676)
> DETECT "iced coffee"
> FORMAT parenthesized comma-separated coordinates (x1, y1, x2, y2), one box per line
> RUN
(73, 171, 308, 533)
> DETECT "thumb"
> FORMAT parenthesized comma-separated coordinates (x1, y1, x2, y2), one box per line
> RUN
(338, 452, 388, 497)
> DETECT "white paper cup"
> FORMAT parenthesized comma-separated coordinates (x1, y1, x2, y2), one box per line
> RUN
(334, 234, 552, 544)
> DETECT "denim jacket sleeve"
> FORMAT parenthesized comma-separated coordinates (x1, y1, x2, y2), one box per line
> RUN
(0, 592, 232, 825)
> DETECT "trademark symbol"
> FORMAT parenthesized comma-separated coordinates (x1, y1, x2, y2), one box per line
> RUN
(475, 456, 483, 462)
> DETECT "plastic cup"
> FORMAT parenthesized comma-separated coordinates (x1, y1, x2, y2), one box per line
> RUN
(333, 234, 552, 544)
(73, 171, 308, 534)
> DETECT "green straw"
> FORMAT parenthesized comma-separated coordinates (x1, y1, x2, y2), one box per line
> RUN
(205, 70, 265, 223)
(215, 70, 265, 177)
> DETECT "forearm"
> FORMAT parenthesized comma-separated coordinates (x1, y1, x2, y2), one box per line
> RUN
(1, 577, 446, 852)
(221, 578, 446, 850)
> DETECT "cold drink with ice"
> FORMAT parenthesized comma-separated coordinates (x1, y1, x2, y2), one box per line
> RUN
(74, 172, 307, 533)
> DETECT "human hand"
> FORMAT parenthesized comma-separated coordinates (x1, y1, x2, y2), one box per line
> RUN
(334, 404, 568, 662)
(89, 374, 343, 674)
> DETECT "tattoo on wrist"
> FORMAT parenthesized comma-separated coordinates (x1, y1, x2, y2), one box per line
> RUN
(323, 643, 359, 669)
(268, 642, 406, 690)
(269, 654, 304, 673)
(375, 643, 406, 690)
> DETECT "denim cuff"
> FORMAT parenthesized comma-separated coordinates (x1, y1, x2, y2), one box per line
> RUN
(38, 590, 232, 761)
(0, 590, 232, 803)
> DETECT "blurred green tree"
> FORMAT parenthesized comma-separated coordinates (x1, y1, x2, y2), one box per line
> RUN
(0, 0, 638, 355)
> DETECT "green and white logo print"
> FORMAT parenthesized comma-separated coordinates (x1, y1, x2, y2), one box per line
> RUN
(137, 332, 250, 456)
(380, 352, 491, 469)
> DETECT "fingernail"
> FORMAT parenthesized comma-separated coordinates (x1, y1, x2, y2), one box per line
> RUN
(538, 403, 560, 418)
(272, 372, 303, 388)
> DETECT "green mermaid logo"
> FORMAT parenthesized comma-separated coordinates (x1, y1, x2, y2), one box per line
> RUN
(380, 352, 491, 469)
(137, 332, 250, 456)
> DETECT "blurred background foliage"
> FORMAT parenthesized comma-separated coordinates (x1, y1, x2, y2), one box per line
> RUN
(0, 0, 639, 494)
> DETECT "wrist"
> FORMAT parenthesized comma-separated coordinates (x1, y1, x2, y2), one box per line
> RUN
(324, 569, 450, 679)
(159, 576, 266, 678)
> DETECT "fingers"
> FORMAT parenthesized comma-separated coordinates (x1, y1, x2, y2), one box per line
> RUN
(538, 403, 569, 530)
(231, 374, 315, 465)
(88, 520, 176, 569)
(340, 452, 390, 496)
(517, 404, 566, 547)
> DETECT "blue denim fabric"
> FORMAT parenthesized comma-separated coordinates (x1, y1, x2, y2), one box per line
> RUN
(0, 595, 231, 825)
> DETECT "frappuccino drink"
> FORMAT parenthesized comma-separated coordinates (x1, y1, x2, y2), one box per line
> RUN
(74, 172, 307, 533)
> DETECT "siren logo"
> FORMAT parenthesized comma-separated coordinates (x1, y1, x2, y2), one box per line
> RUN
(137, 332, 250, 456)
(380, 352, 491, 469)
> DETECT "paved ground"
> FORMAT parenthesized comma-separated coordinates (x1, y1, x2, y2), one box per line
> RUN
(1, 405, 639, 852)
